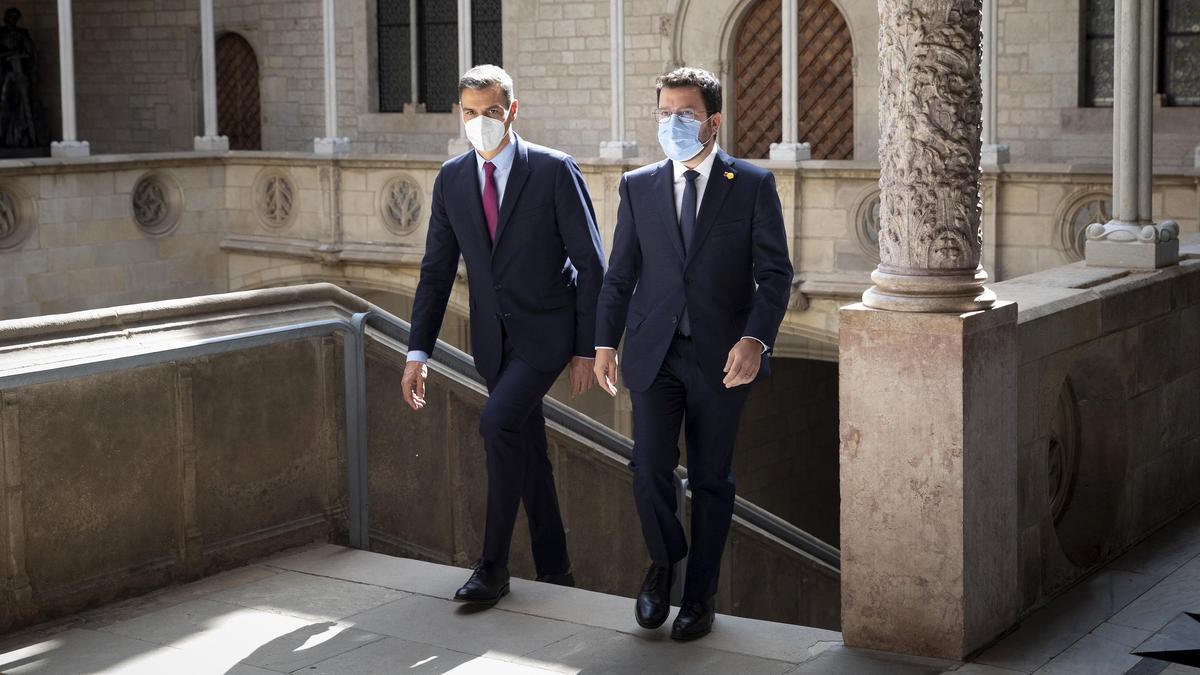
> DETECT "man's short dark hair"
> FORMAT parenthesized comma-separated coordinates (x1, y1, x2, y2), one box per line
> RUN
(458, 64, 515, 106)
(656, 67, 722, 116)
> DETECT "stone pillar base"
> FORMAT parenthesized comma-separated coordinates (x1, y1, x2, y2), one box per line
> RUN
(768, 142, 811, 162)
(862, 266, 996, 313)
(193, 135, 229, 152)
(313, 137, 350, 154)
(50, 140, 90, 158)
(981, 143, 1009, 166)
(599, 140, 638, 159)
(1086, 238, 1179, 269)
(839, 302, 1019, 660)
(447, 136, 472, 157)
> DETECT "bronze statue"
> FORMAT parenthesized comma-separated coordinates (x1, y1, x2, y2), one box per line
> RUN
(0, 8, 40, 148)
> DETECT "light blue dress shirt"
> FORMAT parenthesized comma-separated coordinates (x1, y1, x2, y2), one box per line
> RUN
(408, 133, 516, 364)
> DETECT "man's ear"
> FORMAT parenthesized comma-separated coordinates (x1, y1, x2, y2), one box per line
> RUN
(509, 99, 519, 123)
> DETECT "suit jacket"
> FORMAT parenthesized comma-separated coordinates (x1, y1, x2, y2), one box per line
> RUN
(595, 149, 793, 393)
(409, 134, 606, 382)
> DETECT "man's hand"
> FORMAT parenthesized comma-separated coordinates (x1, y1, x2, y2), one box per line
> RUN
(402, 361, 429, 410)
(593, 349, 619, 397)
(722, 338, 762, 388)
(569, 356, 595, 398)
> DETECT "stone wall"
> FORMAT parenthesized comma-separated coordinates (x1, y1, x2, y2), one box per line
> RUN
(994, 0, 1200, 169)
(0, 158, 228, 319)
(0, 284, 840, 632)
(995, 249, 1200, 617)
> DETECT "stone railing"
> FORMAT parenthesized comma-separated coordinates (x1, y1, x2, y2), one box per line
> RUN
(994, 238, 1200, 617)
(0, 284, 839, 634)
(1, 151, 1196, 362)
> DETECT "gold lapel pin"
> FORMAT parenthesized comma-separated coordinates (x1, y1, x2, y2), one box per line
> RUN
(724, 171, 735, 180)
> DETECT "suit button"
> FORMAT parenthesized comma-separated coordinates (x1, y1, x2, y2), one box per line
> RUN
(493, 283, 502, 290)
(671, 316, 678, 324)
(502, 313, 512, 319)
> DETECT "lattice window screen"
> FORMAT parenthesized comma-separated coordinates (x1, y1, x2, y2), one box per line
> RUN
(732, 0, 853, 159)
(216, 33, 262, 151)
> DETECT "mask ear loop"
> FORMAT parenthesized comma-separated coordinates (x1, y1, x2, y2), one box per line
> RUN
(695, 113, 717, 147)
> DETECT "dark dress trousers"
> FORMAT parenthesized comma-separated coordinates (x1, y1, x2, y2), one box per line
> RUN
(595, 149, 793, 601)
(409, 134, 605, 575)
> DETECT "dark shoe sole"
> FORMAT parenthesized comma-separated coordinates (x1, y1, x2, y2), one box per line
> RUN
(670, 624, 713, 641)
(453, 583, 510, 606)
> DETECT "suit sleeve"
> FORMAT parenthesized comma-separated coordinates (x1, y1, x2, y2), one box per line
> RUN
(741, 171, 793, 351)
(554, 156, 607, 358)
(595, 174, 641, 349)
(408, 170, 462, 358)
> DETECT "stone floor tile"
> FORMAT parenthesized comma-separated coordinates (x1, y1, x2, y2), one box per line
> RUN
(787, 645, 954, 674)
(300, 636, 563, 674)
(263, 544, 468, 597)
(344, 594, 585, 658)
(943, 664, 1027, 674)
(1111, 558, 1200, 632)
(207, 569, 409, 621)
(1030, 631, 1144, 674)
(974, 569, 1158, 671)
(235, 623, 387, 672)
(0, 628, 247, 674)
(98, 598, 320, 658)
(519, 626, 796, 674)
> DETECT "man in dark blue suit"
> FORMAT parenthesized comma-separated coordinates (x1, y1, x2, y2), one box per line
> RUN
(593, 67, 792, 641)
(402, 65, 605, 606)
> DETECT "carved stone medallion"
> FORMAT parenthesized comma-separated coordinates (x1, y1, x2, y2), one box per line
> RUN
(0, 183, 33, 250)
(379, 174, 423, 236)
(254, 168, 297, 230)
(131, 172, 182, 235)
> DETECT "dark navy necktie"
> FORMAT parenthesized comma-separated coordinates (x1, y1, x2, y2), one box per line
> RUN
(678, 169, 699, 336)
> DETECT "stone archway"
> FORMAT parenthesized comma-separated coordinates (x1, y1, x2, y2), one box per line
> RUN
(730, 0, 854, 159)
(216, 33, 262, 151)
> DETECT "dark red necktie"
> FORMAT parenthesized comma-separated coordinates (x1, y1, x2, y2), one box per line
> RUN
(482, 161, 499, 243)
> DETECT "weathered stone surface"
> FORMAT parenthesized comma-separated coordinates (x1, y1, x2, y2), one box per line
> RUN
(839, 301, 1019, 659)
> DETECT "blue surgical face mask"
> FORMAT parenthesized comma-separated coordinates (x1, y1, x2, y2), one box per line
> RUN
(657, 114, 713, 163)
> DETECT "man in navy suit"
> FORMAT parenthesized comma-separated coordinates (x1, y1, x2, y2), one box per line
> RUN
(593, 67, 792, 640)
(403, 65, 605, 606)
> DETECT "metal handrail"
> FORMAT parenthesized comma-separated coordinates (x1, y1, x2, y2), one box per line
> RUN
(0, 304, 840, 579)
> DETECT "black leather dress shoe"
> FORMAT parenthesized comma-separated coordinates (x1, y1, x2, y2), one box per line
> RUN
(453, 560, 510, 605)
(671, 599, 715, 641)
(536, 571, 576, 587)
(634, 564, 673, 629)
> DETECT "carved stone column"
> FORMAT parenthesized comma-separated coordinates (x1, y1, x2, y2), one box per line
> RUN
(447, 0, 474, 156)
(313, 0, 349, 154)
(980, 0, 1008, 166)
(863, 0, 995, 313)
(193, 0, 228, 151)
(768, 0, 812, 162)
(50, 0, 89, 158)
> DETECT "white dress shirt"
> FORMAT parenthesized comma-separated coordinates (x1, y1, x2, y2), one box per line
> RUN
(597, 144, 766, 354)
(407, 133, 515, 364)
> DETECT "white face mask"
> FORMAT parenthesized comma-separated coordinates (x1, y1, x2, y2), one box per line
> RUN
(464, 107, 510, 154)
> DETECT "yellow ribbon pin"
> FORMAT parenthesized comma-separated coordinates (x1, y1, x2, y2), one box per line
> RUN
(724, 171, 734, 180)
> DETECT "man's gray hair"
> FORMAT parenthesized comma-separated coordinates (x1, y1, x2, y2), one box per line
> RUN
(458, 65, 515, 105)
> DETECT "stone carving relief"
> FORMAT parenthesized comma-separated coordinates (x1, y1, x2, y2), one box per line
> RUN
(1058, 191, 1111, 261)
(379, 174, 422, 236)
(877, 0, 983, 272)
(0, 183, 31, 250)
(1048, 376, 1079, 524)
(853, 188, 883, 261)
(254, 168, 297, 230)
(131, 172, 182, 235)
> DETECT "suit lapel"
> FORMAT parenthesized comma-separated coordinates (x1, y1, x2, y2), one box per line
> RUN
(456, 154, 493, 258)
(686, 150, 735, 268)
(491, 134, 530, 258)
(652, 160, 686, 262)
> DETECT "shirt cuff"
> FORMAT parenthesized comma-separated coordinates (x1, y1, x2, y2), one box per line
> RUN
(406, 350, 430, 363)
(595, 346, 616, 351)
(741, 337, 768, 354)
